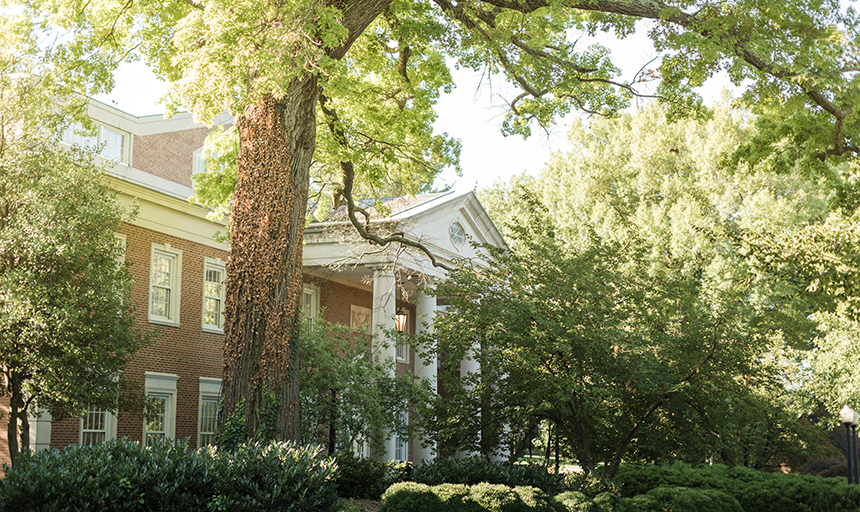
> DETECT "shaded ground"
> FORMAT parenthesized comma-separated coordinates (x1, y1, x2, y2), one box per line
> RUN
(342, 498, 381, 512)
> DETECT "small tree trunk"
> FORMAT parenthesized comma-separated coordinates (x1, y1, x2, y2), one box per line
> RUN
(328, 388, 338, 454)
(7, 371, 23, 467)
(219, 80, 319, 443)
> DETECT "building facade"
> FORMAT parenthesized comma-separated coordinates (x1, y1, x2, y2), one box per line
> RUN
(0, 99, 505, 469)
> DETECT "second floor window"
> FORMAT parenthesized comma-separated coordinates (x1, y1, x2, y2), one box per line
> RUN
(64, 122, 127, 163)
(203, 258, 225, 332)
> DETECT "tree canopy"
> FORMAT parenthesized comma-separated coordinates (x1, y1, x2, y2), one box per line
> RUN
(0, 14, 150, 466)
(424, 102, 843, 475)
(18, 0, 859, 444)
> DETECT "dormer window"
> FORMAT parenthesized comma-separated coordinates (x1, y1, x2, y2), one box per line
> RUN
(63, 122, 128, 164)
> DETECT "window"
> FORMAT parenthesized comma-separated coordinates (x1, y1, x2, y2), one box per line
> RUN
(146, 394, 169, 445)
(198, 378, 222, 447)
(144, 372, 178, 446)
(192, 147, 206, 176)
(63, 121, 127, 163)
(353, 438, 370, 459)
(302, 285, 320, 322)
(394, 410, 408, 461)
(396, 310, 409, 363)
(149, 244, 182, 325)
(202, 258, 226, 332)
(449, 222, 466, 248)
(80, 409, 116, 445)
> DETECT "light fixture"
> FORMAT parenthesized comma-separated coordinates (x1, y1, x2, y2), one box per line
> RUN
(395, 308, 407, 333)
(842, 405, 858, 485)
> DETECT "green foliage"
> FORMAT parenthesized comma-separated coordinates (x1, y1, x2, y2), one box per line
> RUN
(334, 451, 412, 500)
(615, 462, 860, 512)
(473, 103, 835, 474)
(380, 482, 559, 512)
(412, 456, 570, 495)
(0, 438, 340, 512)
(0, 14, 150, 465)
(216, 390, 281, 451)
(298, 318, 425, 455)
(627, 486, 742, 512)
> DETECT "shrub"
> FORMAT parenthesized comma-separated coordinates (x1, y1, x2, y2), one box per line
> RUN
(615, 462, 860, 512)
(412, 456, 569, 494)
(380, 482, 559, 512)
(334, 451, 412, 500)
(628, 486, 742, 512)
(0, 438, 339, 512)
(555, 491, 606, 512)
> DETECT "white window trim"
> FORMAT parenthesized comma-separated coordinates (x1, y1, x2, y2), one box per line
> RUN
(144, 372, 178, 445)
(302, 284, 320, 322)
(79, 409, 117, 445)
(394, 410, 409, 462)
(202, 257, 226, 333)
(148, 243, 182, 326)
(198, 377, 222, 448)
(62, 121, 130, 165)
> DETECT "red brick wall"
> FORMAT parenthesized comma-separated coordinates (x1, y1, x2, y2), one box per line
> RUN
(51, 222, 227, 450)
(132, 127, 210, 187)
(43, 235, 420, 462)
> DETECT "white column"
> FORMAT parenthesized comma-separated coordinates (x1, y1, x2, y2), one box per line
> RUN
(370, 265, 397, 461)
(459, 346, 482, 459)
(414, 279, 437, 467)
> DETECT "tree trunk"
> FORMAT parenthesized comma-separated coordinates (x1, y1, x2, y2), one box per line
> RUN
(217, 0, 393, 445)
(219, 81, 319, 443)
(7, 371, 22, 467)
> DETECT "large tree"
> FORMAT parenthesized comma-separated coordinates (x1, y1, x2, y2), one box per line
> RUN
(0, 14, 150, 467)
(29, 0, 860, 441)
(454, 102, 843, 473)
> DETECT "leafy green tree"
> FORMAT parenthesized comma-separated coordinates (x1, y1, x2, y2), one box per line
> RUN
(0, 15, 150, 467)
(459, 103, 844, 473)
(425, 192, 826, 477)
(28, 0, 859, 441)
(298, 318, 422, 455)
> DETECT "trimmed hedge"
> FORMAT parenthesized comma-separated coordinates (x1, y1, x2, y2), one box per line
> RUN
(627, 486, 743, 512)
(615, 462, 860, 512)
(412, 456, 570, 495)
(380, 482, 560, 512)
(0, 438, 339, 512)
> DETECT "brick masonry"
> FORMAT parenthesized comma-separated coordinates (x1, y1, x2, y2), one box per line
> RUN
(35, 228, 418, 465)
(132, 127, 210, 187)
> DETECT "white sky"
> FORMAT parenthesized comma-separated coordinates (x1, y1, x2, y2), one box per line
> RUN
(96, 21, 733, 194)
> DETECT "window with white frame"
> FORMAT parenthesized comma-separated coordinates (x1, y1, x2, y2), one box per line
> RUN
(394, 410, 408, 461)
(80, 409, 116, 446)
(396, 311, 409, 363)
(202, 258, 225, 332)
(302, 285, 319, 322)
(353, 438, 370, 459)
(144, 372, 178, 446)
(192, 147, 205, 175)
(145, 394, 169, 445)
(149, 244, 182, 325)
(198, 377, 222, 447)
(63, 121, 128, 163)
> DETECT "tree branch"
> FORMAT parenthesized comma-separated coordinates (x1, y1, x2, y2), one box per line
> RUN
(318, 92, 455, 272)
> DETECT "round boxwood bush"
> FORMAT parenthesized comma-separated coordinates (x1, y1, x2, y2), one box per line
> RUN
(412, 456, 569, 494)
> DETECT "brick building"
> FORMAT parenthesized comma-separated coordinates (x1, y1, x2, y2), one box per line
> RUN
(0, 99, 505, 468)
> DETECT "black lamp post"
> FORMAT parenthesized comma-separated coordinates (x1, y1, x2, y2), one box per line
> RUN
(841, 405, 858, 484)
